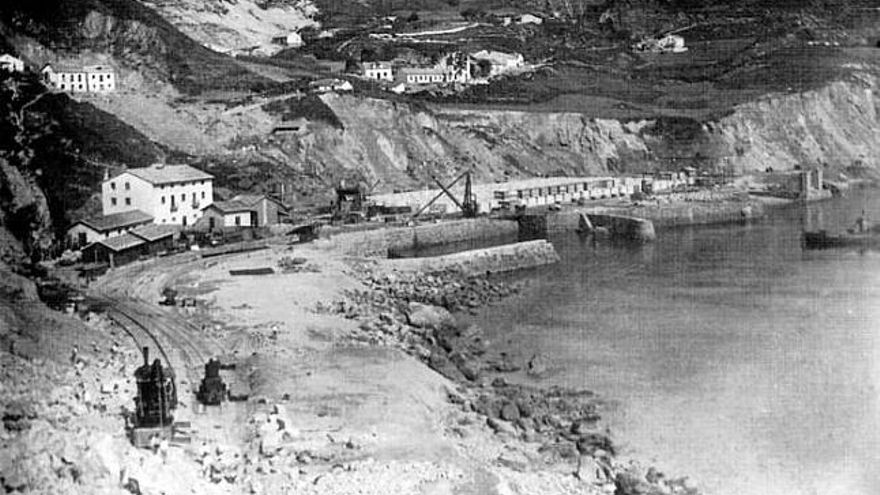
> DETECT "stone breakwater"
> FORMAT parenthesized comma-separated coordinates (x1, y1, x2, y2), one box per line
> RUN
(322, 218, 520, 257)
(385, 239, 560, 276)
(321, 265, 702, 495)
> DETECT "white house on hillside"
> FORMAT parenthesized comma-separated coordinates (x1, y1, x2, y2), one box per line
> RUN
(0, 54, 25, 73)
(102, 164, 214, 227)
(271, 32, 303, 47)
(41, 63, 117, 93)
(361, 61, 393, 81)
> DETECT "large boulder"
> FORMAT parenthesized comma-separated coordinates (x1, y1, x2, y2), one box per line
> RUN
(526, 353, 550, 377)
(575, 455, 607, 484)
(406, 302, 455, 330)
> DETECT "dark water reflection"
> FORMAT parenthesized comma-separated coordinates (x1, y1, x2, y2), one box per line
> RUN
(469, 190, 880, 495)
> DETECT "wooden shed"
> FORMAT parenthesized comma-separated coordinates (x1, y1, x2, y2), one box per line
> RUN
(81, 233, 147, 267)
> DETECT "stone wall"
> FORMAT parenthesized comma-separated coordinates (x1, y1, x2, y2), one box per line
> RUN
(385, 240, 559, 276)
(327, 218, 520, 257)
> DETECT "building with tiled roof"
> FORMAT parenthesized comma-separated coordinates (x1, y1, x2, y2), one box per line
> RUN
(198, 194, 288, 230)
(126, 164, 214, 185)
(102, 164, 214, 226)
(81, 233, 148, 267)
(130, 224, 178, 243)
(67, 210, 154, 247)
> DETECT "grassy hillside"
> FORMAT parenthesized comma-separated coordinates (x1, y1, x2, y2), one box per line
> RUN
(0, 71, 164, 251)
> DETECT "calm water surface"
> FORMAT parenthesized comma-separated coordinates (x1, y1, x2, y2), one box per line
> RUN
(469, 191, 880, 495)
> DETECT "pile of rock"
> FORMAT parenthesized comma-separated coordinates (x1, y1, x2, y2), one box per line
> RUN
(0, 342, 136, 494)
(356, 269, 523, 313)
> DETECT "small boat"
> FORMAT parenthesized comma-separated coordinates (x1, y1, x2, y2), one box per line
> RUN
(802, 229, 880, 249)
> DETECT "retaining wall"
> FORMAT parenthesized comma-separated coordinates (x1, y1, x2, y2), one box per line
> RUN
(327, 218, 520, 257)
(385, 239, 560, 276)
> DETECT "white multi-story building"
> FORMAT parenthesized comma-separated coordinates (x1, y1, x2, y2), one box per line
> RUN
(399, 67, 447, 85)
(361, 61, 393, 81)
(41, 63, 117, 93)
(0, 54, 25, 73)
(102, 164, 214, 227)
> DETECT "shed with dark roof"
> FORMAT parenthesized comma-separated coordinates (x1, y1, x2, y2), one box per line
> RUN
(67, 210, 154, 248)
(131, 224, 179, 255)
(81, 233, 148, 267)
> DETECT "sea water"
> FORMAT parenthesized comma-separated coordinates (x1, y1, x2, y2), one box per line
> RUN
(468, 190, 880, 495)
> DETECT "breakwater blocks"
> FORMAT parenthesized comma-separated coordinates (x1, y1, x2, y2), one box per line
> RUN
(386, 240, 560, 276)
(327, 218, 519, 257)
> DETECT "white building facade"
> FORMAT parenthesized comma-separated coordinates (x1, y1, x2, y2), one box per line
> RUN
(362, 61, 393, 81)
(41, 63, 117, 93)
(102, 164, 214, 226)
(0, 54, 25, 73)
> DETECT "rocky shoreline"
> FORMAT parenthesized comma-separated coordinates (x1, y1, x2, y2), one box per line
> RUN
(323, 263, 703, 495)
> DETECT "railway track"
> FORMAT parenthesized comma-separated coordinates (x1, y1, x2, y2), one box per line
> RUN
(97, 295, 222, 386)
(104, 305, 174, 370)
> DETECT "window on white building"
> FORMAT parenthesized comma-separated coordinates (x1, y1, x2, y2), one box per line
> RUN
(111, 198, 117, 206)
(201, 191, 205, 199)
(125, 197, 131, 206)
(110, 182, 116, 190)
(161, 196, 165, 204)
(124, 182, 130, 190)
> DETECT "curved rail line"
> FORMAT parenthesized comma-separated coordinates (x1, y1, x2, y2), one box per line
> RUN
(99, 299, 207, 379)
(104, 305, 175, 372)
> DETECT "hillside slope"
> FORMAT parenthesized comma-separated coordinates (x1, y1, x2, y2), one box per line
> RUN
(138, 0, 318, 55)
(0, 0, 269, 94)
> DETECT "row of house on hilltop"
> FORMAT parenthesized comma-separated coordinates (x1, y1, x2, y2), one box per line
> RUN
(360, 50, 525, 89)
(68, 163, 289, 266)
(41, 63, 117, 93)
(0, 52, 119, 94)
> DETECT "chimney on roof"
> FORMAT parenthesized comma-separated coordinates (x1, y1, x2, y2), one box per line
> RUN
(103, 167, 109, 181)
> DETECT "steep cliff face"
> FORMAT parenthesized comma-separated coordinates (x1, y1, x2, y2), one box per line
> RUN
(314, 94, 656, 190)
(0, 158, 51, 265)
(290, 76, 879, 193)
(713, 77, 880, 175)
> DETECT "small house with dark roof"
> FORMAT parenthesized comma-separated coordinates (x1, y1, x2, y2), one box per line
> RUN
(102, 163, 214, 227)
(81, 233, 148, 267)
(130, 224, 179, 255)
(197, 194, 288, 230)
(67, 210, 154, 248)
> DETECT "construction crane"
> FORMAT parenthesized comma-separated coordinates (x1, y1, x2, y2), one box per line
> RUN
(412, 170, 479, 219)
